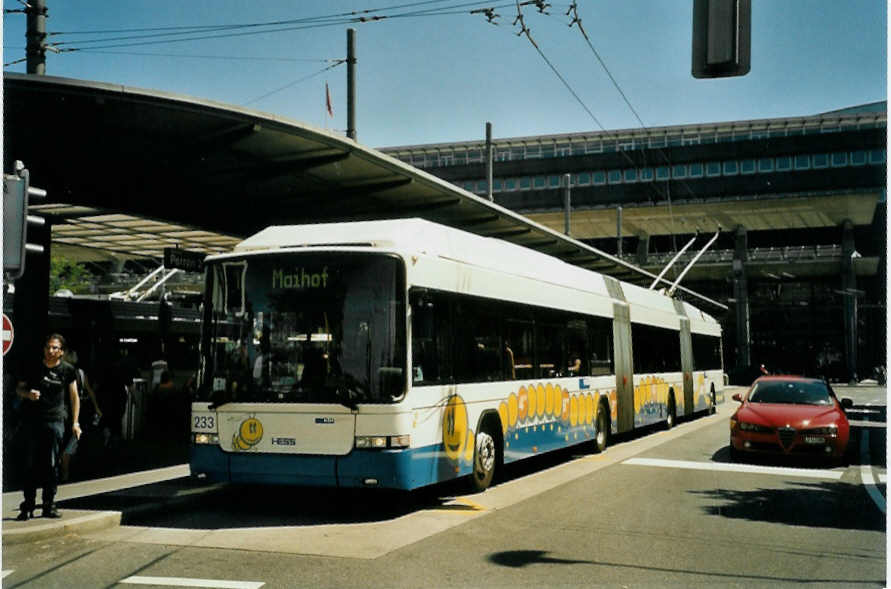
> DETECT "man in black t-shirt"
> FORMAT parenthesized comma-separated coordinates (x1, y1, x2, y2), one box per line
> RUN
(15, 333, 81, 520)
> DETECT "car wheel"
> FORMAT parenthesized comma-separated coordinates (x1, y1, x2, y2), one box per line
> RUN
(593, 403, 609, 453)
(470, 427, 497, 493)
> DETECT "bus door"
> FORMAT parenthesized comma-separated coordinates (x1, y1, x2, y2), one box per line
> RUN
(612, 302, 634, 433)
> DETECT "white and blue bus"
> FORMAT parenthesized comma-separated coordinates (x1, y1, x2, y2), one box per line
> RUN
(190, 219, 723, 491)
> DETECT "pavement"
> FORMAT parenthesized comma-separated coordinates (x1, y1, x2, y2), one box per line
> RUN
(2, 383, 883, 546)
(2, 464, 193, 545)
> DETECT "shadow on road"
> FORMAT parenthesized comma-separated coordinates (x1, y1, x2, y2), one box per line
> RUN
(690, 480, 884, 531)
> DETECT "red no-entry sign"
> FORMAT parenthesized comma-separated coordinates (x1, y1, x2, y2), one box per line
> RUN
(2, 314, 13, 356)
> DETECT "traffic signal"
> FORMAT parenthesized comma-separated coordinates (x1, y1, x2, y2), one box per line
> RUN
(692, 0, 751, 79)
(3, 161, 46, 281)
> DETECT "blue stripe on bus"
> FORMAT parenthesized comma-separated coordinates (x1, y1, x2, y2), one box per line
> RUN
(191, 444, 467, 490)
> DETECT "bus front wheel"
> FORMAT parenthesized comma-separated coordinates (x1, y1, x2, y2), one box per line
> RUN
(470, 428, 497, 492)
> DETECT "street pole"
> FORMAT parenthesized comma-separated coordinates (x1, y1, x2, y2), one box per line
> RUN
(616, 206, 623, 257)
(347, 28, 357, 141)
(26, 0, 48, 74)
(486, 122, 494, 201)
(563, 173, 572, 236)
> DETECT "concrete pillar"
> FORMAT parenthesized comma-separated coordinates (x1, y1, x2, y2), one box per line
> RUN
(636, 232, 650, 266)
(732, 225, 750, 372)
(840, 220, 858, 383)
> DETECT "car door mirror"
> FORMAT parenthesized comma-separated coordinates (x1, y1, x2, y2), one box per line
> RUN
(732, 393, 743, 403)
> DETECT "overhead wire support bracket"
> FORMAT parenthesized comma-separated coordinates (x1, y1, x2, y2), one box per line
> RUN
(666, 228, 722, 297)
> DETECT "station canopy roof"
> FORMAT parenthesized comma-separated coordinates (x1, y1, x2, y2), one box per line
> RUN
(3, 74, 724, 310)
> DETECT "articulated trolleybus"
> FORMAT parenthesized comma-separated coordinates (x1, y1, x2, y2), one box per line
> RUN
(191, 219, 723, 491)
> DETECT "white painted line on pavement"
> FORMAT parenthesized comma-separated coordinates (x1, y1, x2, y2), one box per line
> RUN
(859, 430, 886, 514)
(879, 473, 887, 483)
(623, 457, 844, 480)
(120, 576, 264, 588)
(2, 570, 14, 579)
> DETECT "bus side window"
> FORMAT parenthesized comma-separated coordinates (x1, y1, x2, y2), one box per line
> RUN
(565, 318, 588, 377)
(505, 319, 534, 381)
(589, 316, 613, 376)
(452, 296, 503, 383)
(410, 290, 451, 384)
(536, 321, 565, 378)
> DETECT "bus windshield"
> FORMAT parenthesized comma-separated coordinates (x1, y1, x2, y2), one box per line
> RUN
(198, 252, 406, 405)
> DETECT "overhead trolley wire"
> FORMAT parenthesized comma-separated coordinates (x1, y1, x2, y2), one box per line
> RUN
(48, 1, 499, 50)
(243, 60, 346, 106)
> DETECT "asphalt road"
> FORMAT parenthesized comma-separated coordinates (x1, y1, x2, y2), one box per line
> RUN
(2, 392, 886, 588)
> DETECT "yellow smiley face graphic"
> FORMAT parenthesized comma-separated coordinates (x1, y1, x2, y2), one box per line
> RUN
(233, 417, 264, 451)
(443, 395, 468, 461)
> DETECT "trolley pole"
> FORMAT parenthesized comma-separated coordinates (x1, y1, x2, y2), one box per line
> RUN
(346, 28, 357, 141)
(26, 0, 48, 75)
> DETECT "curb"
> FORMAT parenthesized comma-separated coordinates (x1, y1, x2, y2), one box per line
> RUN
(2, 510, 121, 545)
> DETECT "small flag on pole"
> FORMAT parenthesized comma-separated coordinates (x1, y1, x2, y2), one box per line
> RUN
(325, 82, 334, 117)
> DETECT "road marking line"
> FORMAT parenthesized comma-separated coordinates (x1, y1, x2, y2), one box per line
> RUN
(120, 576, 264, 588)
(859, 430, 886, 514)
(623, 457, 844, 480)
(2, 570, 14, 579)
(879, 473, 887, 483)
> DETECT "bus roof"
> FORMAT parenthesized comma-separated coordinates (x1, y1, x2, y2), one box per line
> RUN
(227, 219, 721, 330)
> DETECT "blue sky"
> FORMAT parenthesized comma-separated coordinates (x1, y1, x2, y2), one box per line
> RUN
(2, 1, 887, 147)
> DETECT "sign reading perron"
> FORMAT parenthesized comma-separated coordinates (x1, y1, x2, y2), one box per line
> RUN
(164, 248, 205, 273)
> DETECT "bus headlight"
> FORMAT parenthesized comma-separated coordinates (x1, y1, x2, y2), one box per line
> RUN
(194, 433, 220, 445)
(355, 435, 411, 449)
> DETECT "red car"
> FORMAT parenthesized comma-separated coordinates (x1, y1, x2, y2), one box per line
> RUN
(729, 376, 853, 461)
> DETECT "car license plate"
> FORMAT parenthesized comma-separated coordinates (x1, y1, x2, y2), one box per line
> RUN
(804, 436, 825, 444)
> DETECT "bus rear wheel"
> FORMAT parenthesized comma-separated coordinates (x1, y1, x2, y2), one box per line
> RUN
(666, 395, 677, 430)
(593, 403, 609, 453)
(470, 428, 497, 493)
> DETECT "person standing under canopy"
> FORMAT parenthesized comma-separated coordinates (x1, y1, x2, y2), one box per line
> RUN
(15, 334, 81, 520)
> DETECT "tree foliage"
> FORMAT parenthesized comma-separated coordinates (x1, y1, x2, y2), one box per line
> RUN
(49, 255, 93, 295)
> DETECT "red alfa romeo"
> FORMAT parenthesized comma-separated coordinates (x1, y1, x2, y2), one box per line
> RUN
(729, 376, 853, 461)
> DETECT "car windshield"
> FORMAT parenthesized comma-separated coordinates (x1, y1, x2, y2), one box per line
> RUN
(198, 252, 406, 405)
(748, 381, 833, 405)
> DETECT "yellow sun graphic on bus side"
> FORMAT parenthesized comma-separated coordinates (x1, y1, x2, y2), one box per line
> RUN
(517, 386, 529, 421)
(499, 401, 509, 434)
(560, 388, 571, 422)
(535, 383, 546, 418)
(443, 395, 468, 461)
(508, 393, 519, 427)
